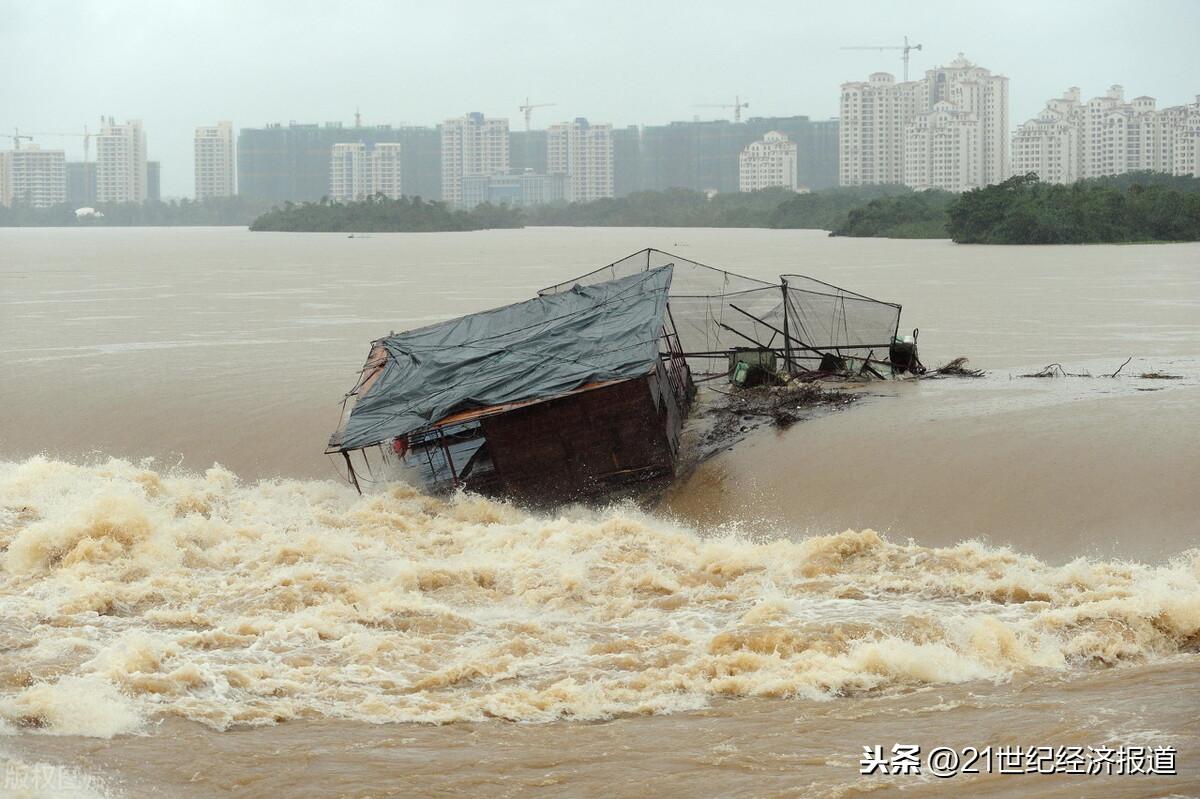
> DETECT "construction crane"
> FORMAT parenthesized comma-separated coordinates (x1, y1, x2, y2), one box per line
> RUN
(26, 126, 93, 160)
(1, 128, 34, 150)
(692, 96, 749, 123)
(518, 98, 556, 131)
(841, 35, 923, 81)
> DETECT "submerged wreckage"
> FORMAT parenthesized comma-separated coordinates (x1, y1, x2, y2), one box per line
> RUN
(328, 249, 918, 501)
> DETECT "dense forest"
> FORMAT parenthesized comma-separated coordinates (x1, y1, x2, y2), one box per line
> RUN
(827, 191, 956, 238)
(532, 173, 1200, 242)
(523, 185, 916, 230)
(248, 195, 523, 232)
(525, 187, 794, 227)
(947, 173, 1200, 243)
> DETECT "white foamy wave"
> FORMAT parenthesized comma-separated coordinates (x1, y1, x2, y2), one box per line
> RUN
(0, 456, 1197, 731)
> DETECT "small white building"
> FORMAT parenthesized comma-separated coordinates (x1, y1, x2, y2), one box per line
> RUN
(738, 131, 800, 192)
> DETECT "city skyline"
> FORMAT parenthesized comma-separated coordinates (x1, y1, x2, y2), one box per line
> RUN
(4, 0, 1198, 196)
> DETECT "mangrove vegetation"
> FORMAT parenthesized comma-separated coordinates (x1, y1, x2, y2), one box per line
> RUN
(249, 195, 523, 232)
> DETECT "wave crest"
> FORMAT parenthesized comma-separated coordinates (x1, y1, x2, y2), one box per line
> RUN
(1, 456, 1197, 732)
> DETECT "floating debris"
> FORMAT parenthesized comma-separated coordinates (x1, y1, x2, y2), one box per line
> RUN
(926, 356, 985, 378)
(1020, 363, 1092, 378)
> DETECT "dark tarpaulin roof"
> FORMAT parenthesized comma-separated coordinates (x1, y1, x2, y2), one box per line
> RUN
(331, 265, 674, 450)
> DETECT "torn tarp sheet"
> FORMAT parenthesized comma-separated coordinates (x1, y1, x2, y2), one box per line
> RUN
(332, 265, 673, 450)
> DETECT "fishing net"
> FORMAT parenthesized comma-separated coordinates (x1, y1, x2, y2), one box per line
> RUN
(541, 249, 902, 373)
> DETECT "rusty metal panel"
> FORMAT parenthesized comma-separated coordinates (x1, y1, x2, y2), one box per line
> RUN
(480, 376, 676, 502)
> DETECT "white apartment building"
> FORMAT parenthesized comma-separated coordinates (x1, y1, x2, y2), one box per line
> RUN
(839, 72, 924, 186)
(1011, 88, 1084, 184)
(371, 142, 404, 199)
(96, 118, 148, 203)
(739, 131, 800, 192)
(1171, 99, 1200, 177)
(0, 146, 66, 208)
(840, 54, 1008, 191)
(547, 118, 614, 202)
(440, 112, 509, 207)
(330, 143, 370, 201)
(329, 142, 404, 202)
(194, 121, 235, 200)
(1012, 87, 1200, 182)
(904, 103, 982, 191)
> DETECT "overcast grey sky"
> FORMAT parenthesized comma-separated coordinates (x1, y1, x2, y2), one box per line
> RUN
(3, 0, 1198, 197)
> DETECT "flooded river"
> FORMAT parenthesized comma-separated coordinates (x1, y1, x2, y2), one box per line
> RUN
(1, 227, 1197, 797)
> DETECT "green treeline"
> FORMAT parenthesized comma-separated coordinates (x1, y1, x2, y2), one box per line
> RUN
(524, 187, 796, 227)
(522, 185, 914, 230)
(5, 171, 1197, 242)
(826, 191, 957, 238)
(0, 196, 271, 227)
(248, 195, 523, 232)
(948, 173, 1200, 243)
(525, 172, 1200, 243)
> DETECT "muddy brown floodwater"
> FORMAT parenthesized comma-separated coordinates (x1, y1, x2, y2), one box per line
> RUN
(1, 227, 1197, 798)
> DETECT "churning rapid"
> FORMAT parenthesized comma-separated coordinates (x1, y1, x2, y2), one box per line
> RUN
(2, 455, 1197, 738)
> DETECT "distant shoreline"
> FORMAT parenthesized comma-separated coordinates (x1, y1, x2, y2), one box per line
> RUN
(4, 172, 1197, 244)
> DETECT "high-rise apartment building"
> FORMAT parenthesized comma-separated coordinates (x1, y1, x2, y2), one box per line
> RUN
(371, 142, 404, 199)
(0, 156, 7, 208)
(839, 73, 924, 186)
(0, 146, 67, 208)
(1170, 98, 1200, 177)
(66, 162, 97, 206)
(147, 161, 161, 202)
(195, 121, 236, 199)
(440, 112, 509, 207)
(238, 123, 440, 205)
(510, 130, 548, 174)
(738, 131, 800, 192)
(328, 141, 404, 201)
(1012, 87, 1200, 182)
(1011, 88, 1084, 184)
(329, 143, 370, 201)
(96, 118, 148, 203)
(547, 118, 614, 202)
(840, 54, 1008, 191)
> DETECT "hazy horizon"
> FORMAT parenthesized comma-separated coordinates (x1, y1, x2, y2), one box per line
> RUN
(3, 0, 1198, 197)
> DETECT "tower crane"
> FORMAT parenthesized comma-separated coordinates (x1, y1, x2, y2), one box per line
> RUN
(691, 96, 749, 123)
(841, 35, 923, 81)
(518, 98, 556, 131)
(26, 126, 93, 160)
(1, 128, 34, 149)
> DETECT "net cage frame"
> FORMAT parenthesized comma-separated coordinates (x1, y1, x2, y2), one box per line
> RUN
(329, 249, 905, 491)
(328, 264, 692, 492)
(540, 248, 904, 375)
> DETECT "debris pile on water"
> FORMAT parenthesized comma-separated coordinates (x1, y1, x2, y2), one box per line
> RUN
(695, 381, 857, 459)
